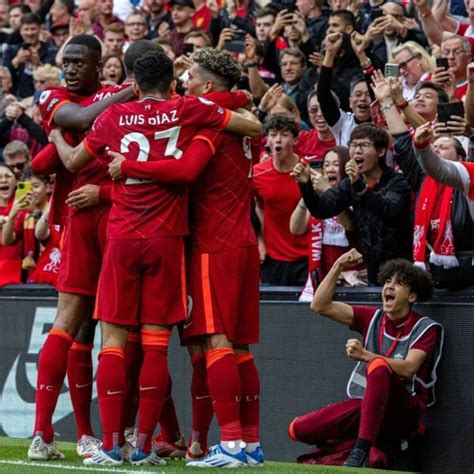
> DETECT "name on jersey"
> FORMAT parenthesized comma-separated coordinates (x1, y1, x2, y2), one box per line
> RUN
(118, 110, 178, 126)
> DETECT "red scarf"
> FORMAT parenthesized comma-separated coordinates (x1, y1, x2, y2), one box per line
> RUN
(308, 216, 323, 275)
(413, 177, 458, 268)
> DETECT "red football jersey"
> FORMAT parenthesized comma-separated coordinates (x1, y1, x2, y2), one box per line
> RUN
(455, 81, 468, 102)
(190, 129, 257, 252)
(295, 129, 336, 162)
(252, 158, 308, 262)
(84, 96, 231, 240)
(38, 84, 130, 222)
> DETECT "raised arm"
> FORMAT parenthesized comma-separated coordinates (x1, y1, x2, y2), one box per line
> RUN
(413, 0, 444, 46)
(414, 123, 471, 193)
(317, 33, 344, 127)
(310, 249, 362, 325)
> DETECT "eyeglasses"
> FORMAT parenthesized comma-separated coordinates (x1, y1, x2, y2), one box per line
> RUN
(126, 22, 146, 27)
(397, 55, 417, 70)
(441, 48, 466, 57)
(348, 141, 374, 150)
(10, 161, 26, 170)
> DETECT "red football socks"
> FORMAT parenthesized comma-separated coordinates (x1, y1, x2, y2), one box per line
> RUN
(358, 358, 392, 443)
(159, 378, 181, 443)
(237, 352, 260, 443)
(206, 348, 242, 441)
(67, 342, 94, 440)
(34, 328, 73, 443)
(97, 347, 125, 451)
(121, 332, 142, 435)
(136, 330, 171, 453)
(190, 352, 213, 449)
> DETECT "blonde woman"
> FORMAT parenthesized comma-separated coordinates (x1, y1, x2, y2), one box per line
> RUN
(392, 41, 435, 101)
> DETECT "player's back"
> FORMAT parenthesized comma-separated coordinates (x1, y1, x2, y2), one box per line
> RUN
(190, 130, 257, 253)
(86, 96, 230, 240)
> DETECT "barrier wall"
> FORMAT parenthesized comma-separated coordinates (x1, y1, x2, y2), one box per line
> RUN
(0, 285, 473, 473)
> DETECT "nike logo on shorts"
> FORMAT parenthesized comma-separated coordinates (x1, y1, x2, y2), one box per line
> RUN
(195, 395, 211, 400)
(139, 386, 158, 391)
(75, 382, 92, 388)
(107, 390, 122, 395)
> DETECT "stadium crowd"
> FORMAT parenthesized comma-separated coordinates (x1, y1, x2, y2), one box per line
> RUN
(0, 0, 466, 467)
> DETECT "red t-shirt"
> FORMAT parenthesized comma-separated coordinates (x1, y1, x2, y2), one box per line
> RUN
(0, 200, 24, 287)
(252, 158, 308, 261)
(351, 305, 440, 408)
(455, 81, 468, 102)
(190, 129, 257, 252)
(84, 96, 231, 240)
(295, 129, 336, 162)
(192, 5, 212, 30)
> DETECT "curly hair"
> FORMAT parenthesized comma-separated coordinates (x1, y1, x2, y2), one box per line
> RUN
(134, 51, 174, 93)
(263, 114, 298, 137)
(377, 259, 434, 302)
(192, 47, 242, 90)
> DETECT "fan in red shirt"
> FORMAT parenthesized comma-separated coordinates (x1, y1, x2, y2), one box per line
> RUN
(295, 91, 336, 163)
(0, 164, 23, 287)
(107, 47, 264, 467)
(289, 251, 443, 468)
(49, 49, 262, 467)
(252, 114, 308, 286)
(27, 34, 140, 463)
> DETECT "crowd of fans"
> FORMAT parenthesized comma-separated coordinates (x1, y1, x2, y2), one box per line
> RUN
(0, 0, 473, 294)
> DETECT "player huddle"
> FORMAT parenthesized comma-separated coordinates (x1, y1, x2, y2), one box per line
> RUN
(27, 34, 264, 468)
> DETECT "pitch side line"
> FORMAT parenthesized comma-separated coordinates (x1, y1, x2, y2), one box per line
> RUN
(0, 460, 165, 473)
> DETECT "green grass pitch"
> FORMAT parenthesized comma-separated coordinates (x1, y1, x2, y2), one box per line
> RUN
(0, 437, 416, 474)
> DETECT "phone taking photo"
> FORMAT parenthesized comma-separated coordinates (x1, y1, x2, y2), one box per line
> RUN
(384, 63, 400, 79)
(14, 181, 32, 201)
(437, 101, 465, 123)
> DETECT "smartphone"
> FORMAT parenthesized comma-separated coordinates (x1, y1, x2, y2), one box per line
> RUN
(281, 0, 296, 12)
(384, 63, 400, 79)
(182, 43, 194, 55)
(309, 160, 322, 170)
(371, 7, 384, 19)
(14, 181, 32, 201)
(224, 39, 245, 53)
(436, 57, 449, 71)
(437, 101, 465, 123)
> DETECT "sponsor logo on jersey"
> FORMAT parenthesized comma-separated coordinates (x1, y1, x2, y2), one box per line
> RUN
(38, 90, 51, 105)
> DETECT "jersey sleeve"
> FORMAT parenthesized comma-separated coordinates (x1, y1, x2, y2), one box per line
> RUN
(184, 96, 231, 130)
(38, 88, 72, 128)
(83, 109, 111, 158)
(205, 91, 249, 111)
(349, 305, 377, 337)
(120, 136, 215, 184)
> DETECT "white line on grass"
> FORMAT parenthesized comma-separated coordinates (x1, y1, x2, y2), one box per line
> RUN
(0, 460, 165, 473)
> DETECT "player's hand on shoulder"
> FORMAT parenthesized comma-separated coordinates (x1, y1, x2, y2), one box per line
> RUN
(108, 151, 126, 181)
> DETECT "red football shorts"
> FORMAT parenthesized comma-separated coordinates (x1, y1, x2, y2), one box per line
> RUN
(96, 236, 187, 328)
(57, 205, 109, 296)
(183, 245, 260, 345)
